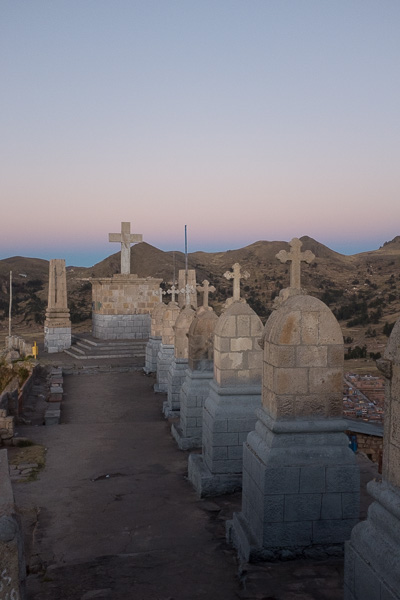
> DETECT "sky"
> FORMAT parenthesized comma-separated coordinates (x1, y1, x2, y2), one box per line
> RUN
(1, 1, 400, 266)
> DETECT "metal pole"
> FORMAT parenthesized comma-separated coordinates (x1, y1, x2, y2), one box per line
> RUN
(8, 271, 12, 337)
(185, 224, 188, 286)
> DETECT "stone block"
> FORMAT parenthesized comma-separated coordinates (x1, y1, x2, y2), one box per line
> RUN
(313, 518, 357, 544)
(262, 521, 312, 547)
(326, 466, 360, 493)
(275, 368, 308, 395)
(284, 493, 322, 521)
(308, 367, 343, 394)
(264, 467, 300, 495)
(301, 311, 319, 345)
(230, 338, 253, 352)
(321, 493, 343, 519)
(237, 315, 250, 336)
(296, 345, 327, 368)
(342, 493, 360, 519)
(299, 466, 326, 493)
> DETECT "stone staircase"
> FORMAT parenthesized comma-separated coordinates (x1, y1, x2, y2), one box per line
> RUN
(64, 334, 147, 360)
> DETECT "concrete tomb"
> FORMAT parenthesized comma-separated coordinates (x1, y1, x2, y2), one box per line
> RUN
(188, 263, 263, 497)
(144, 287, 167, 374)
(154, 285, 180, 394)
(164, 300, 197, 418)
(172, 280, 218, 449)
(91, 222, 161, 339)
(344, 318, 400, 600)
(44, 258, 72, 353)
(178, 269, 197, 309)
(228, 238, 359, 561)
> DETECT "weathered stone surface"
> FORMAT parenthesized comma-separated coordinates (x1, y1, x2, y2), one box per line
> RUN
(91, 276, 161, 340)
(344, 316, 400, 599)
(0, 449, 26, 599)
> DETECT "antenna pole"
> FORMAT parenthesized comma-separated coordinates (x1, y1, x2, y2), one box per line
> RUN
(185, 224, 188, 286)
(8, 271, 12, 337)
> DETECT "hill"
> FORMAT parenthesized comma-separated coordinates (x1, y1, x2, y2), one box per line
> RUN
(1, 236, 400, 362)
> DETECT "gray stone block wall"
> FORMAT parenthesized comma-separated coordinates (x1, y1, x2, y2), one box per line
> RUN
(228, 409, 360, 561)
(0, 450, 26, 599)
(171, 368, 213, 450)
(164, 357, 188, 417)
(44, 326, 71, 353)
(155, 344, 174, 393)
(188, 381, 261, 497)
(144, 335, 162, 374)
(92, 313, 151, 340)
(344, 480, 400, 600)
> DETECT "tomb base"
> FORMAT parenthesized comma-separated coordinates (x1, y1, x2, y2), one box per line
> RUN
(227, 408, 359, 562)
(171, 369, 213, 450)
(187, 381, 261, 497)
(44, 326, 71, 354)
(154, 344, 174, 393)
(164, 357, 188, 418)
(344, 480, 400, 600)
(92, 313, 151, 340)
(144, 335, 162, 374)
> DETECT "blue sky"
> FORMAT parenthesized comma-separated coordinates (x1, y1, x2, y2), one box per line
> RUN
(1, 1, 400, 266)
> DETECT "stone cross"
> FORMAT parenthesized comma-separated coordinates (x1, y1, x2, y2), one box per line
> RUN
(180, 283, 195, 307)
(167, 284, 179, 303)
(197, 280, 215, 309)
(153, 288, 166, 303)
(276, 238, 315, 290)
(223, 263, 249, 302)
(109, 222, 143, 275)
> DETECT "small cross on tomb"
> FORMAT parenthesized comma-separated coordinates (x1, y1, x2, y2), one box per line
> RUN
(196, 280, 215, 309)
(152, 288, 166, 303)
(276, 238, 315, 290)
(180, 283, 195, 307)
(223, 263, 250, 302)
(109, 222, 143, 275)
(167, 284, 179, 304)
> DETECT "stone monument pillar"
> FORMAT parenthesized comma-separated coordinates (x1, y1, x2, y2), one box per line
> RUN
(44, 259, 72, 353)
(144, 288, 167, 374)
(188, 264, 263, 497)
(344, 318, 400, 600)
(228, 239, 359, 561)
(171, 280, 218, 450)
(154, 285, 181, 394)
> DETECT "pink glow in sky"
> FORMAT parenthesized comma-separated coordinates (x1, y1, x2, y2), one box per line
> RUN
(1, 1, 400, 266)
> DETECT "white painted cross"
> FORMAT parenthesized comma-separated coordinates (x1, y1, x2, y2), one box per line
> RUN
(180, 283, 195, 307)
(196, 280, 215, 309)
(167, 284, 179, 303)
(276, 238, 315, 290)
(152, 288, 166, 303)
(109, 222, 143, 275)
(223, 263, 250, 302)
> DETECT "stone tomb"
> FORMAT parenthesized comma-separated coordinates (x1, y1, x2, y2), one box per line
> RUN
(188, 264, 263, 497)
(228, 250, 359, 560)
(172, 281, 218, 449)
(144, 288, 167, 374)
(44, 258, 72, 353)
(154, 286, 181, 394)
(91, 222, 161, 339)
(344, 318, 400, 600)
(164, 304, 196, 418)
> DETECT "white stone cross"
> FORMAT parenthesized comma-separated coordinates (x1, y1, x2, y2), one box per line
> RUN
(196, 280, 215, 309)
(152, 288, 166, 303)
(223, 263, 250, 302)
(167, 284, 179, 303)
(180, 283, 195, 307)
(109, 222, 143, 275)
(276, 238, 315, 290)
